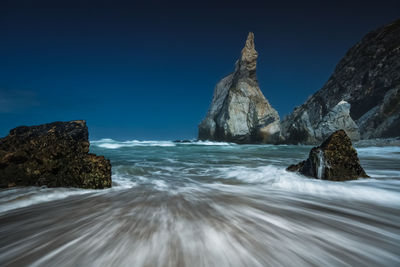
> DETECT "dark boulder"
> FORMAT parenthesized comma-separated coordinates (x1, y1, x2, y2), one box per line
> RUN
(0, 120, 111, 189)
(287, 130, 369, 181)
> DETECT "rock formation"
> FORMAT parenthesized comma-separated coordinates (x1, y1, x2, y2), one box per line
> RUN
(281, 19, 400, 144)
(198, 32, 280, 144)
(287, 130, 369, 181)
(313, 100, 360, 141)
(0, 120, 112, 189)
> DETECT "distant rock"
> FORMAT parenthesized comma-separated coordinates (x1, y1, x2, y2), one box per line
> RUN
(173, 140, 192, 143)
(0, 120, 112, 189)
(314, 100, 360, 141)
(287, 130, 369, 181)
(281, 19, 400, 144)
(198, 32, 280, 144)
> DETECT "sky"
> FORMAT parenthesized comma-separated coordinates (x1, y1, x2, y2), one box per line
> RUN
(1, 0, 399, 140)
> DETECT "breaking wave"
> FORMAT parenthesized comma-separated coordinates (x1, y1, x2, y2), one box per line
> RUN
(91, 138, 237, 149)
(91, 139, 176, 149)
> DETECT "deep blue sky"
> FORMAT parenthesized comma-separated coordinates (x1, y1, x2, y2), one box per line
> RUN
(1, 0, 399, 140)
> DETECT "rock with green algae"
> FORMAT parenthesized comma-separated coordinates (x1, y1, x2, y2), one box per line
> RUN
(287, 130, 369, 181)
(0, 120, 111, 189)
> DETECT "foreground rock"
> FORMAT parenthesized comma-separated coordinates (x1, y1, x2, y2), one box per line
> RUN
(287, 130, 368, 181)
(281, 19, 400, 144)
(0, 120, 111, 189)
(198, 32, 280, 144)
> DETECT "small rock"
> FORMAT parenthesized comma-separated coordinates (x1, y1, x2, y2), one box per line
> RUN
(287, 130, 369, 181)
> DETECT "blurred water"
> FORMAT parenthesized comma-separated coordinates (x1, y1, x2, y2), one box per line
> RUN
(0, 140, 399, 266)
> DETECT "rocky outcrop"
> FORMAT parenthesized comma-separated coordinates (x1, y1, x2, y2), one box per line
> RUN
(198, 32, 280, 144)
(281, 19, 400, 144)
(287, 130, 368, 181)
(314, 100, 360, 141)
(0, 120, 112, 189)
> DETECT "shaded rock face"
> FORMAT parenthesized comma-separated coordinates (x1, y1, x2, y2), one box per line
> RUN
(281, 19, 400, 144)
(287, 130, 368, 181)
(315, 100, 360, 141)
(198, 32, 280, 144)
(0, 120, 112, 189)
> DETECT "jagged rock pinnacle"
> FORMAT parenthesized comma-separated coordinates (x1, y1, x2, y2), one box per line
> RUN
(239, 32, 258, 73)
(198, 32, 281, 144)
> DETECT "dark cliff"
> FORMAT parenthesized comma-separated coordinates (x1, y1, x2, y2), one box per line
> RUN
(281, 19, 400, 144)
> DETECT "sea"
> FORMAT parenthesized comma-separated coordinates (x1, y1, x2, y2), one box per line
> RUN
(0, 139, 399, 266)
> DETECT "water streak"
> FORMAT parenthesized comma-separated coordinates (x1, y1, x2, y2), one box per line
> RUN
(317, 149, 325, 179)
(0, 141, 399, 266)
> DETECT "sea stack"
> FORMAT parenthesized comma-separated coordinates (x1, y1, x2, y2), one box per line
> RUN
(287, 130, 369, 181)
(198, 32, 281, 144)
(0, 120, 112, 189)
(281, 19, 400, 144)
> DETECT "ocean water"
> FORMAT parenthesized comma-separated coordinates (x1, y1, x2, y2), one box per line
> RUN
(0, 140, 399, 266)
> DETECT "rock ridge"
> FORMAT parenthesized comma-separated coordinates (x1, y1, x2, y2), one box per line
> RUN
(281, 19, 400, 144)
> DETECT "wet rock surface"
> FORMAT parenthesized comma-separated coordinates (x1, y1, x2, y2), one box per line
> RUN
(198, 32, 280, 144)
(0, 120, 111, 189)
(287, 130, 369, 181)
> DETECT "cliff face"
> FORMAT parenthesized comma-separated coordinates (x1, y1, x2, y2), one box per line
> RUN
(198, 32, 280, 143)
(0, 120, 112, 189)
(281, 19, 400, 144)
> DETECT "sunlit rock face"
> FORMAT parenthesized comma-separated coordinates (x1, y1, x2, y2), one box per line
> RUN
(0, 120, 111, 189)
(281, 19, 400, 144)
(198, 32, 281, 144)
(287, 130, 369, 181)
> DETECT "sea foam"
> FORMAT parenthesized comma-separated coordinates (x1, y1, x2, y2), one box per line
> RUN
(91, 139, 176, 149)
(0, 187, 94, 214)
(91, 138, 237, 148)
(213, 165, 400, 204)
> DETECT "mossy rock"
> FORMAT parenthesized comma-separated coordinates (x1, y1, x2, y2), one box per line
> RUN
(287, 130, 368, 181)
(0, 120, 111, 189)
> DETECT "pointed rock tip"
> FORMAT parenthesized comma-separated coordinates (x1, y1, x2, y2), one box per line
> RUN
(245, 32, 255, 48)
(240, 32, 258, 71)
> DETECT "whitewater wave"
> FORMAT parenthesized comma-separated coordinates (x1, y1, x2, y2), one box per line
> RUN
(0, 187, 95, 214)
(91, 139, 176, 149)
(213, 165, 400, 204)
(111, 175, 138, 189)
(356, 146, 400, 159)
(91, 138, 237, 148)
(0, 172, 142, 214)
(3, 143, 399, 214)
(180, 140, 237, 146)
